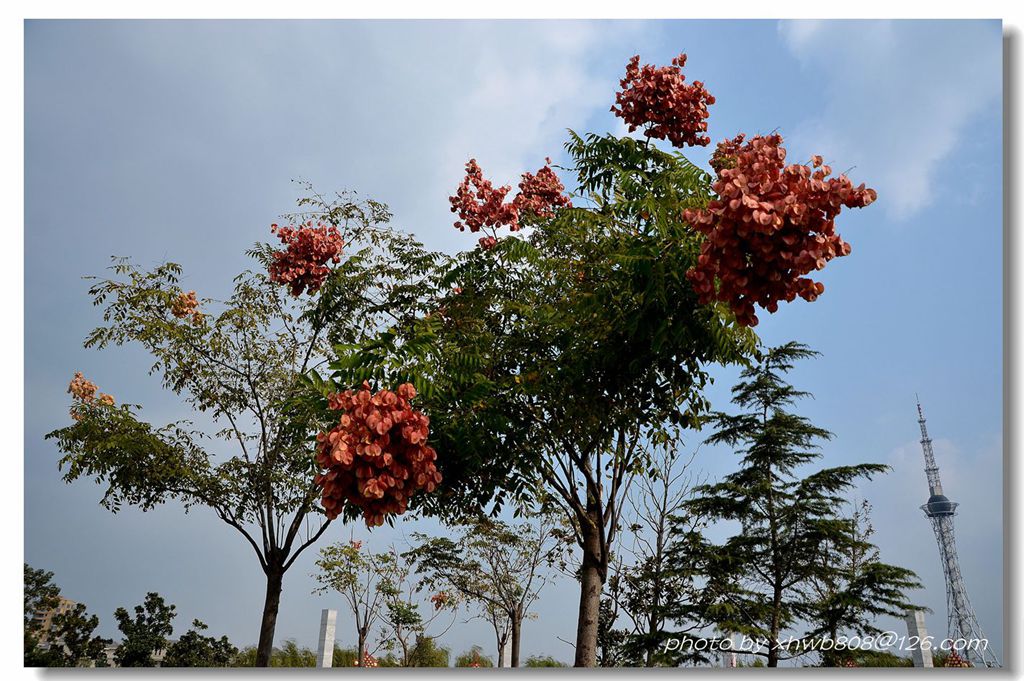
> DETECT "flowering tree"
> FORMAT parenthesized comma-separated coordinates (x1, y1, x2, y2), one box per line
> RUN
(46, 187, 444, 666)
(371, 51, 876, 666)
(319, 52, 874, 666)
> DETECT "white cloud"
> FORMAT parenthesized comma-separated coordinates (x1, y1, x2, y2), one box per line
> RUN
(778, 20, 1001, 220)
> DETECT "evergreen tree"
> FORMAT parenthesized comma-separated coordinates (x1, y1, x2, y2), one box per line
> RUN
(667, 343, 902, 667)
(805, 500, 922, 666)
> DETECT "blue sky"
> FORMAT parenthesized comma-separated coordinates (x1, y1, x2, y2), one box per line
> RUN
(24, 19, 1003, 664)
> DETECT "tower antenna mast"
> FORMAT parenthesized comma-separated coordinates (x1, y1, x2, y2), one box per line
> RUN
(916, 399, 999, 667)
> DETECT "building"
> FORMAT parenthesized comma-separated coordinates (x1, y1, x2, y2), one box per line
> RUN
(31, 596, 79, 646)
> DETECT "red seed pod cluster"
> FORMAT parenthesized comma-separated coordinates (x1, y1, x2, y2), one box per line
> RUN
(450, 159, 519, 235)
(450, 158, 571, 249)
(611, 53, 716, 148)
(314, 381, 442, 528)
(268, 221, 344, 296)
(516, 158, 573, 219)
(683, 133, 876, 327)
(430, 591, 449, 610)
(170, 291, 203, 325)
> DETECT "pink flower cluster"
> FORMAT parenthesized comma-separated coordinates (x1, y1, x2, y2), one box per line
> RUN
(314, 381, 442, 528)
(68, 371, 97, 403)
(611, 53, 716, 148)
(450, 158, 571, 250)
(268, 221, 344, 296)
(67, 372, 115, 420)
(170, 290, 203, 325)
(684, 134, 877, 327)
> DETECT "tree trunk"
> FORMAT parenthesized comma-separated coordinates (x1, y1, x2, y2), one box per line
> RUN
(357, 627, 367, 666)
(510, 612, 522, 667)
(767, 582, 782, 668)
(256, 568, 284, 667)
(573, 518, 604, 667)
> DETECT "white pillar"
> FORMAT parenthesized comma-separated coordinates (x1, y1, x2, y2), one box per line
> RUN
(316, 608, 337, 668)
(905, 610, 933, 667)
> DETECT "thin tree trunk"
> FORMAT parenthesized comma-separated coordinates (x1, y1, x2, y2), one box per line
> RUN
(357, 628, 367, 665)
(573, 516, 604, 667)
(256, 568, 284, 667)
(510, 613, 522, 667)
(768, 583, 782, 668)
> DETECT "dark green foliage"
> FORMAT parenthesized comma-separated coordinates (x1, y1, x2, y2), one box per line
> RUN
(330, 645, 403, 667)
(23, 565, 110, 668)
(24, 564, 61, 629)
(49, 603, 112, 667)
(806, 500, 923, 667)
(597, 598, 630, 667)
(162, 619, 237, 667)
(113, 592, 176, 667)
(234, 639, 316, 667)
(666, 343, 911, 667)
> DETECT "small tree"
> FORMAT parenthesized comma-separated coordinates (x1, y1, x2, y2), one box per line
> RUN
(407, 635, 451, 667)
(596, 597, 629, 667)
(406, 511, 564, 666)
(805, 500, 922, 666)
(373, 545, 457, 667)
(313, 538, 398, 660)
(46, 188, 443, 666)
(113, 592, 177, 667)
(605, 447, 710, 667)
(162, 619, 237, 667)
(668, 343, 899, 667)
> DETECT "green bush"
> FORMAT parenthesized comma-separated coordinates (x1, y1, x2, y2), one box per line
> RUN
(524, 655, 567, 667)
(454, 645, 494, 667)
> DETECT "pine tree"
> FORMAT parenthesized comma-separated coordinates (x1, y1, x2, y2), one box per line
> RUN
(667, 343, 903, 667)
(805, 500, 922, 666)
